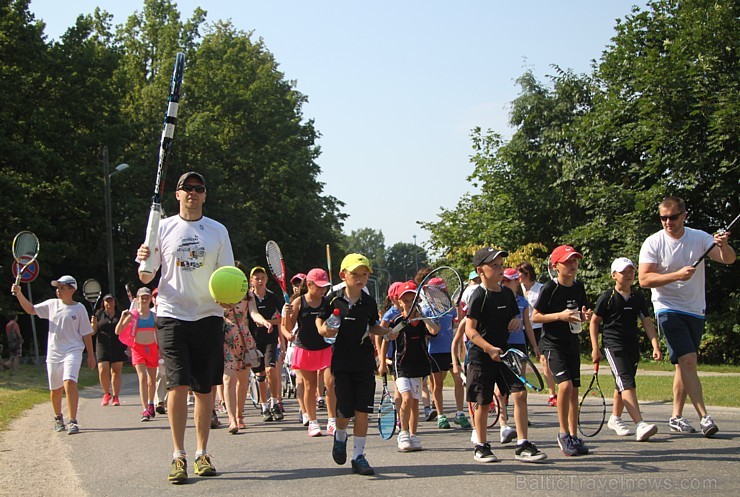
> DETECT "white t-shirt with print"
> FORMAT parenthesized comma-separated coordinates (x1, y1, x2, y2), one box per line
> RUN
(639, 226, 714, 317)
(150, 215, 235, 321)
(521, 281, 543, 330)
(34, 299, 93, 363)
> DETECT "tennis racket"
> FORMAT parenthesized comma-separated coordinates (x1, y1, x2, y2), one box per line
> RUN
(500, 348, 544, 391)
(125, 283, 135, 304)
(326, 244, 333, 288)
(82, 279, 102, 316)
(578, 361, 606, 437)
(11, 231, 40, 295)
(468, 394, 502, 429)
(265, 240, 290, 304)
(691, 212, 739, 267)
(377, 373, 397, 440)
(390, 266, 463, 333)
(139, 52, 186, 274)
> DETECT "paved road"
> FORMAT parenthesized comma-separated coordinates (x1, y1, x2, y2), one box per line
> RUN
(1, 373, 738, 497)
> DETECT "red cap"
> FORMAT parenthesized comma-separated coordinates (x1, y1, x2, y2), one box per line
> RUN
(503, 268, 520, 280)
(290, 273, 307, 284)
(426, 277, 447, 291)
(398, 280, 418, 298)
(550, 245, 583, 265)
(306, 268, 331, 287)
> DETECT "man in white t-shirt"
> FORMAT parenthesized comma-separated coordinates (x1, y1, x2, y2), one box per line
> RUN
(137, 171, 235, 483)
(638, 196, 735, 437)
(12, 275, 96, 435)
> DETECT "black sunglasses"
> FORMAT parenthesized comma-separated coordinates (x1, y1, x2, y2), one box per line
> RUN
(180, 184, 206, 193)
(659, 211, 684, 222)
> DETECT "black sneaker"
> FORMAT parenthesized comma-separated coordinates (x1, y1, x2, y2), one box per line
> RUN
(572, 436, 589, 455)
(557, 433, 578, 457)
(317, 398, 326, 410)
(155, 402, 167, 415)
(351, 455, 375, 475)
(425, 408, 437, 422)
(210, 410, 221, 429)
(168, 457, 188, 484)
(515, 441, 547, 462)
(473, 443, 498, 463)
(332, 433, 347, 465)
(262, 409, 274, 422)
(272, 405, 284, 421)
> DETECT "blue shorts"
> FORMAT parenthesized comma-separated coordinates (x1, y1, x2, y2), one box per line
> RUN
(657, 312, 704, 364)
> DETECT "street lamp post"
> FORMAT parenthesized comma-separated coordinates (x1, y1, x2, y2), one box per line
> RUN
(102, 146, 129, 300)
(413, 235, 418, 274)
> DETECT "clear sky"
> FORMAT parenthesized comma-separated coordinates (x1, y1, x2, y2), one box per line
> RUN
(29, 0, 644, 248)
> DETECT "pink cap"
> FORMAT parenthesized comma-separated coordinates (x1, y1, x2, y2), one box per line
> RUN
(306, 268, 331, 287)
(290, 273, 307, 284)
(503, 268, 520, 280)
(398, 280, 418, 298)
(426, 277, 447, 291)
(388, 281, 403, 298)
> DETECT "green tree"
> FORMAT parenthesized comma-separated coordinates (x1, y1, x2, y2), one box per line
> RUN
(342, 228, 386, 268)
(385, 242, 428, 281)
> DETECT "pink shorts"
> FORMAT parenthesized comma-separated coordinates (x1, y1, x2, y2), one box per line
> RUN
(291, 346, 332, 372)
(131, 342, 159, 368)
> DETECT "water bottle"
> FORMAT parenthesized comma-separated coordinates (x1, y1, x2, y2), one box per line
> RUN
(567, 303, 582, 334)
(324, 308, 341, 344)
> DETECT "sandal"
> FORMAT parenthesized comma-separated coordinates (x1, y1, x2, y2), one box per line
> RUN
(237, 419, 247, 429)
(228, 422, 239, 434)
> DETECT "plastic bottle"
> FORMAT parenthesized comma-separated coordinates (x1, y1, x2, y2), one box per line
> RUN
(324, 308, 340, 344)
(567, 303, 582, 334)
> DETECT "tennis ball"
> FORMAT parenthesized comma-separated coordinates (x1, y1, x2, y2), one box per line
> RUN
(208, 266, 248, 304)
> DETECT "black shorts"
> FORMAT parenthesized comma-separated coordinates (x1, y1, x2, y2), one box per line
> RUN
(429, 352, 453, 373)
(333, 369, 376, 418)
(657, 312, 704, 364)
(96, 336, 128, 364)
(604, 347, 639, 392)
(252, 341, 278, 373)
(544, 349, 581, 388)
(466, 362, 518, 405)
(157, 316, 225, 394)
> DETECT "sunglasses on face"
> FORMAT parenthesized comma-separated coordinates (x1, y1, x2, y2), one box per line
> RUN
(660, 211, 684, 222)
(180, 184, 206, 193)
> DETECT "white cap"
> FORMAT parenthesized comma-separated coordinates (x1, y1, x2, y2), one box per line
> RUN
(51, 275, 78, 290)
(611, 257, 635, 274)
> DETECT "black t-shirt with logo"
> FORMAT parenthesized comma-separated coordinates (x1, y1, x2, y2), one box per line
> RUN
(319, 289, 379, 372)
(535, 279, 590, 352)
(390, 316, 431, 378)
(295, 295, 331, 351)
(249, 290, 283, 345)
(466, 285, 520, 366)
(593, 288, 649, 355)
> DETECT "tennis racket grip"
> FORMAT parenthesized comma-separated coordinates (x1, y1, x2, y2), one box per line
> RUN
(12, 268, 23, 294)
(139, 203, 161, 274)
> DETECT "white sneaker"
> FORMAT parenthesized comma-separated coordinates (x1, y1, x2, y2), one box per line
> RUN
(308, 421, 322, 437)
(700, 415, 718, 437)
(500, 425, 517, 444)
(471, 429, 479, 444)
(397, 431, 413, 452)
(635, 421, 658, 442)
(608, 415, 633, 436)
(326, 419, 337, 436)
(409, 434, 423, 451)
(301, 413, 310, 427)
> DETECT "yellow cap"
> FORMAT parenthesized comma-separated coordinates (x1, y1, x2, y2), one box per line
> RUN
(250, 266, 267, 277)
(340, 253, 373, 273)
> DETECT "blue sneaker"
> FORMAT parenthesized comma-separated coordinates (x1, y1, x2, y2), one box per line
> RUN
(332, 433, 347, 465)
(351, 455, 375, 475)
(557, 432, 578, 457)
(572, 436, 589, 455)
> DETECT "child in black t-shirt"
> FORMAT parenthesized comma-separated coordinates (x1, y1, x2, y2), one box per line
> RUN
(589, 257, 662, 442)
(380, 280, 439, 452)
(465, 247, 546, 463)
(317, 253, 391, 476)
(532, 245, 592, 457)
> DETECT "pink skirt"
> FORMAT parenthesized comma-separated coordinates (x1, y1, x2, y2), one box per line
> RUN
(291, 346, 332, 372)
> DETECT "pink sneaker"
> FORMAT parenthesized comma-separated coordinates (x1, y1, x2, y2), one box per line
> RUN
(111, 395, 120, 406)
(308, 422, 322, 437)
(101, 393, 111, 406)
(327, 420, 337, 436)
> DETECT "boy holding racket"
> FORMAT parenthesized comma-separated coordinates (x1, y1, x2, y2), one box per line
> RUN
(532, 245, 592, 457)
(589, 257, 661, 442)
(317, 253, 392, 476)
(12, 276, 96, 435)
(380, 280, 439, 452)
(465, 248, 546, 463)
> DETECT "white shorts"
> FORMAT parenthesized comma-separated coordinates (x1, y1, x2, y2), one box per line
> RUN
(47, 351, 83, 390)
(395, 377, 422, 400)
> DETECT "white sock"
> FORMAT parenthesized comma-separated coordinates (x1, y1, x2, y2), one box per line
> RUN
(516, 439, 528, 446)
(328, 417, 336, 423)
(335, 428, 347, 442)
(270, 398, 278, 408)
(456, 411, 463, 417)
(195, 449, 206, 458)
(261, 403, 269, 412)
(353, 436, 366, 460)
(173, 450, 186, 459)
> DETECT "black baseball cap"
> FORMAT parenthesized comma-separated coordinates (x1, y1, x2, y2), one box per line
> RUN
(472, 247, 509, 267)
(176, 171, 206, 190)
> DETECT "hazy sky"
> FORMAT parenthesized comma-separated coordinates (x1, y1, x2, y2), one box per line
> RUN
(29, 0, 645, 248)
